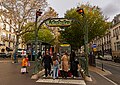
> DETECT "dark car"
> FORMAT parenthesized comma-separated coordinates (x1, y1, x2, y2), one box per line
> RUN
(0, 53, 6, 58)
(6, 52, 12, 58)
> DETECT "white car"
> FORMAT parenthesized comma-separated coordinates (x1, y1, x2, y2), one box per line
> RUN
(17, 49, 26, 57)
(102, 54, 112, 61)
(96, 54, 112, 61)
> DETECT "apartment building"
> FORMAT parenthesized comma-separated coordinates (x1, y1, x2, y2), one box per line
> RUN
(110, 14, 120, 61)
(0, 17, 16, 53)
(91, 31, 111, 54)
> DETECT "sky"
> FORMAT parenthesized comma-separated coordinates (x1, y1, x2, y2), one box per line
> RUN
(47, 0, 120, 21)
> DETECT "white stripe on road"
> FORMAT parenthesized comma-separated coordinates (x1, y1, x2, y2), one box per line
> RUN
(36, 79, 86, 85)
(98, 73, 118, 85)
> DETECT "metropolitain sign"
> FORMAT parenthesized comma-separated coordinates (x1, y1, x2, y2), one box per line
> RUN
(45, 18, 71, 27)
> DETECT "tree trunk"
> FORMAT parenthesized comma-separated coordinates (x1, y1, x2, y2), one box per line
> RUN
(13, 35, 19, 63)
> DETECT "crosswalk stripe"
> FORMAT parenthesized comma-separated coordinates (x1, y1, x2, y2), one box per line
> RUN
(36, 79, 86, 85)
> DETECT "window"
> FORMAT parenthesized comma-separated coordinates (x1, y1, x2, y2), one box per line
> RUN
(116, 36, 119, 40)
(114, 42, 117, 51)
(113, 29, 115, 37)
(117, 42, 120, 51)
(3, 24, 6, 30)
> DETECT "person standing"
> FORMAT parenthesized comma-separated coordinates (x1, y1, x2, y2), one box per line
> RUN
(71, 57, 80, 78)
(52, 52, 59, 80)
(21, 55, 29, 74)
(42, 51, 53, 78)
(70, 50, 76, 71)
(61, 52, 69, 79)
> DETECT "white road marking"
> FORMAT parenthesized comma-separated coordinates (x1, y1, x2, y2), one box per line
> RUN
(98, 73, 118, 85)
(36, 79, 86, 85)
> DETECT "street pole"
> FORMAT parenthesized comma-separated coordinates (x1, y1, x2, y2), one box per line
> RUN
(33, 10, 42, 74)
(84, 15, 89, 76)
(76, 8, 89, 76)
(33, 11, 38, 74)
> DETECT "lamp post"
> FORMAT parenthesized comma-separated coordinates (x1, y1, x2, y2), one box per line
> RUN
(76, 8, 89, 76)
(33, 10, 42, 74)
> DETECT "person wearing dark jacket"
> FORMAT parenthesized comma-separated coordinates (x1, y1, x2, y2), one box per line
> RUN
(42, 51, 53, 77)
(71, 57, 80, 78)
(70, 50, 76, 71)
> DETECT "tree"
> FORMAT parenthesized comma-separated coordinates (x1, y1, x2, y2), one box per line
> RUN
(0, 0, 48, 62)
(22, 24, 54, 44)
(61, 4, 110, 50)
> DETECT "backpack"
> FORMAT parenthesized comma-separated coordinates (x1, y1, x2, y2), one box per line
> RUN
(53, 60, 59, 66)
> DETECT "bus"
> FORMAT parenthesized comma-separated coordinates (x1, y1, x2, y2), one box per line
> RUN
(59, 43, 71, 56)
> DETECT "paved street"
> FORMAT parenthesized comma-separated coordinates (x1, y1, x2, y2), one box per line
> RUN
(96, 59, 120, 85)
(0, 58, 38, 85)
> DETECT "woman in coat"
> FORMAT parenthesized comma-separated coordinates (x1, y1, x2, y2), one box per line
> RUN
(61, 52, 69, 78)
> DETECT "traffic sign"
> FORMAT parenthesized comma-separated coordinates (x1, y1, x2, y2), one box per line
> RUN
(93, 48, 97, 52)
(92, 44, 96, 48)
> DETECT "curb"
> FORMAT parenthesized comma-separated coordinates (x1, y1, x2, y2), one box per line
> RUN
(31, 69, 45, 80)
(80, 69, 92, 82)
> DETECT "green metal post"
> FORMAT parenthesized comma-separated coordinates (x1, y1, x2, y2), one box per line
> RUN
(83, 15, 89, 76)
(33, 12, 39, 74)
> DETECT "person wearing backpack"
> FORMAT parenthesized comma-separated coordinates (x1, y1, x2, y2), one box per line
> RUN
(52, 52, 59, 80)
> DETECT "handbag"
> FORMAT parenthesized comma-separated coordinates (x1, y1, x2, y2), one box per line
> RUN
(21, 67, 26, 73)
(28, 62, 30, 66)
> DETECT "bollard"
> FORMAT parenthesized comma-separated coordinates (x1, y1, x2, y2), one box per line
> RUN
(102, 63, 104, 71)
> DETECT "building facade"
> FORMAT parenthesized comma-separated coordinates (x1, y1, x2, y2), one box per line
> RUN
(110, 14, 120, 60)
(90, 31, 111, 55)
(0, 18, 16, 53)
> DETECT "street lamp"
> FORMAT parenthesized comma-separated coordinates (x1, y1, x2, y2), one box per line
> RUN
(76, 7, 89, 76)
(33, 9, 42, 74)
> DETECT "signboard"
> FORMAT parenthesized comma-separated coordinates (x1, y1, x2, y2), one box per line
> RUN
(93, 48, 97, 52)
(92, 44, 97, 52)
(92, 44, 96, 48)
(60, 44, 70, 47)
(45, 18, 71, 27)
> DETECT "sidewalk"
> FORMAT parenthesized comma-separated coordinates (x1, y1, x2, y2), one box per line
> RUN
(89, 66, 112, 76)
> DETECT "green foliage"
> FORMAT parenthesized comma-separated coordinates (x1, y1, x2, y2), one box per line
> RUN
(22, 23, 54, 44)
(61, 4, 110, 49)
(38, 28, 54, 43)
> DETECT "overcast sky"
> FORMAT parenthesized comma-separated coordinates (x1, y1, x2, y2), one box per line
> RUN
(47, 0, 120, 21)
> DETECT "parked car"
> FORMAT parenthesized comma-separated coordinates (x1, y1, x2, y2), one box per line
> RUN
(17, 49, 26, 58)
(96, 55, 103, 59)
(6, 52, 12, 58)
(102, 54, 112, 61)
(96, 53, 112, 61)
(0, 53, 6, 58)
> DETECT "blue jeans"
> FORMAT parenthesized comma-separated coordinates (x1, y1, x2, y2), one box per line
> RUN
(53, 66, 58, 79)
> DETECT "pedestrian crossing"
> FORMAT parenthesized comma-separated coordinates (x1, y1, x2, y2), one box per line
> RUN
(36, 78, 86, 85)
